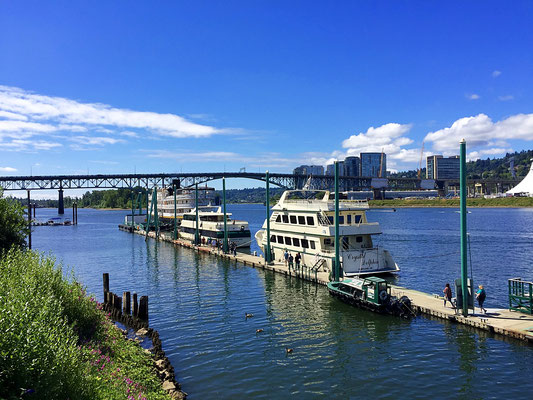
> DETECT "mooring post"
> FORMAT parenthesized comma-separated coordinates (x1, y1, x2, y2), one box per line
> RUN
(103, 273, 109, 303)
(223, 176, 229, 253)
(123, 291, 131, 314)
(27, 190, 32, 250)
(138, 296, 148, 320)
(334, 161, 340, 282)
(58, 187, 64, 215)
(265, 170, 272, 263)
(460, 139, 469, 316)
(133, 293, 138, 316)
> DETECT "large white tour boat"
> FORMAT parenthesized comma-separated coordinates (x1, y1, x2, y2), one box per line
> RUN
(149, 186, 216, 221)
(180, 206, 252, 247)
(255, 190, 399, 276)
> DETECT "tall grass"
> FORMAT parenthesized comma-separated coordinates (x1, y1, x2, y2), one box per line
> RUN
(0, 249, 170, 400)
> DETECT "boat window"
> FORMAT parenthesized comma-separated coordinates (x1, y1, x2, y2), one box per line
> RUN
(298, 216, 305, 224)
(277, 235, 284, 244)
(355, 215, 362, 224)
(285, 237, 292, 246)
(276, 214, 281, 222)
(306, 216, 314, 225)
(327, 216, 334, 224)
(282, 215, 289, 223)
(310, 241, 316, 250)
(292, 238, 300, 247)
(301, 239, 309, 249)
(347, 215, 352, 224)
(339, 216, 344, 224)
(356, 236, 363, 243)
(324, 238, 332, 245)
(270, 235, 276, 243)
(290, 215, 297, 224)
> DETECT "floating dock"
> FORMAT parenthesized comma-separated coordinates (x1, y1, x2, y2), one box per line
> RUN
(133, 229, 533, 344)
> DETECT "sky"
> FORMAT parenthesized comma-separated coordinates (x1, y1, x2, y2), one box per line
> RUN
(1, 1, 533, 195)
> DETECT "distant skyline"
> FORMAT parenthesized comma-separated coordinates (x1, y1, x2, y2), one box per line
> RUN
(1, 1, 533, 193)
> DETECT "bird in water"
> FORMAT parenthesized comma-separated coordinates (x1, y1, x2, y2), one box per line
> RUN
(286, 348, 293, 354)
(245, 313, 254, 318)
(256, 329, 263, 333)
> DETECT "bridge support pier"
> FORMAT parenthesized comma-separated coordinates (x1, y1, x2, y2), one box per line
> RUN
(58, 188, 64, 214)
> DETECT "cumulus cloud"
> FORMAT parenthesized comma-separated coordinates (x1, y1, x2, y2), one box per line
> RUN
(0, 166, 17, 172)
(0, 85, 233, 152)
(467, 94, 480, 100)
(424, 113, 533, 156)
(492, 70, 502, 78)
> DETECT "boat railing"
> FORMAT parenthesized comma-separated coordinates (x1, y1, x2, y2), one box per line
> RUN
(320, 246, 379, 254)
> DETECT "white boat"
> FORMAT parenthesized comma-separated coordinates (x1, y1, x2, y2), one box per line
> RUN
(149, 186, 216, 221)
(255, 190, 399, 276)
(179, 206, 251, 247)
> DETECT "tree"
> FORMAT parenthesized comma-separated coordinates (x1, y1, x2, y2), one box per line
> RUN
(0, 190, 30, 253)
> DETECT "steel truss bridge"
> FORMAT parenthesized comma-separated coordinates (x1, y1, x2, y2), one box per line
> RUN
(0, 172, 431, 192)
(0, 172, 518, 197)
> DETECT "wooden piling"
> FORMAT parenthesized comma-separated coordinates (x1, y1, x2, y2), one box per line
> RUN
(113, 293, 122, 311)
(123, 291, 131, 314)
(133, 293, 138, 317)
(138, 295, 149, 320)
(103, 273, 109, 303)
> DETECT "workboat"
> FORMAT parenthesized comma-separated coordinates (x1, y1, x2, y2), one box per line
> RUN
(255, 190, 399, 276)
(179, 206, 251, 247)
(149, 186, 216, 221)
(327, 277, 413, 318)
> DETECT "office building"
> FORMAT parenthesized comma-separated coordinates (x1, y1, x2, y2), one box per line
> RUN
(361, 152, 386, 177)
(325, 162, 344, 176)
(293, 165, 324, 176)
(426, 155, 460, 179)
(344, 156, 361, 177)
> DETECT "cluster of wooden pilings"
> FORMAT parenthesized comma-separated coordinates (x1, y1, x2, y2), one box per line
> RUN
(103, 273, 148, 320)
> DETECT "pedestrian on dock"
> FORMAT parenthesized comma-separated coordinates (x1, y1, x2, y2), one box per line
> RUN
(295, 252, 301, 270)
(443, 283, 453, 308)
(476, 285, 487, 313)
(288, 253, 294, 271)
(284, 249, 289, 266)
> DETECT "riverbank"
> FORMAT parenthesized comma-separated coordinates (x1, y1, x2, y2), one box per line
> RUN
(0, 249, 179, 400)
(369, 197, 533, 208)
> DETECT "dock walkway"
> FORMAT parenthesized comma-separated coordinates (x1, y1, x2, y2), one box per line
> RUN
(136, 229, 533, 344)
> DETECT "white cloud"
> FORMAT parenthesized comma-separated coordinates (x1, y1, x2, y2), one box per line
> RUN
(0, 85, 234, 152)
(424, 113, 533, 157)
(0, 166, 17, 172)
(342, 123, 413, 151)
(498, 95, 514, 101)
(69, 136, 124, 146)
(492, 70, 502, 78)
(467, 94, 480, 100)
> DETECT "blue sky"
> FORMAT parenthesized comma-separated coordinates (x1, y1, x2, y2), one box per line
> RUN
(1, 1, 532, 192)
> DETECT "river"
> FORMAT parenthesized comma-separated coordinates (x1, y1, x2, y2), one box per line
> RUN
(32, 205, 533, 399)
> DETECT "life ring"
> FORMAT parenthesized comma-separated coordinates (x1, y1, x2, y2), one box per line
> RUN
(379, 290, 388, 302)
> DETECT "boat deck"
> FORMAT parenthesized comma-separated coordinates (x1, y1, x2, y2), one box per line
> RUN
(137, 229, 533, 344)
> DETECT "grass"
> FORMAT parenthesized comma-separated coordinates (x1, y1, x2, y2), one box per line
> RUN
(369, 197, 533, 208)
(0, 248, 171, 400)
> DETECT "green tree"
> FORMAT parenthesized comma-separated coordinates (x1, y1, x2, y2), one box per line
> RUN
(0, 190, 30, 253)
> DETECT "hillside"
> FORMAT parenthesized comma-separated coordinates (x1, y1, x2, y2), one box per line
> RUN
(390, 149, 533, 179)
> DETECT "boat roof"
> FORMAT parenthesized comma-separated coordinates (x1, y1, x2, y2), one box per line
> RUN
(273, 190, 369, 211)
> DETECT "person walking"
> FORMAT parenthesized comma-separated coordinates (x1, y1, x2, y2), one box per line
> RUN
(476, 285, 487, 313)
(288, 254, 294, 271)
(443, 283, 453, 308)
(284, 250, 289, 266)
(295, 252, 301, 270)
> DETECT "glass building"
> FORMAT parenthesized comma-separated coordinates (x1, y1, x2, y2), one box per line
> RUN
(361, 153, 386, 177)
(426, 155, 460, 179)
(344, 156, 361, 177)
(293, 165, 324, 176)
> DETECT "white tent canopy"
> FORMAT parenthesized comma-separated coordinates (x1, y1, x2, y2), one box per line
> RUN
(507, 162, 533, 196)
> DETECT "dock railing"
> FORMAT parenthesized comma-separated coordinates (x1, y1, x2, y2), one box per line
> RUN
(509, 278, 533, 315)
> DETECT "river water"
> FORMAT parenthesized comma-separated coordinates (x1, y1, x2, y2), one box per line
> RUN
(32, 205, 533, 399)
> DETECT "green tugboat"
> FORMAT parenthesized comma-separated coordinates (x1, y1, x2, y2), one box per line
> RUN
(327, 277, 413, 318)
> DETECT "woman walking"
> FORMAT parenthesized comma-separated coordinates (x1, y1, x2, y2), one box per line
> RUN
(476, 285, 487, 314)
(443, 283, 453, 308)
